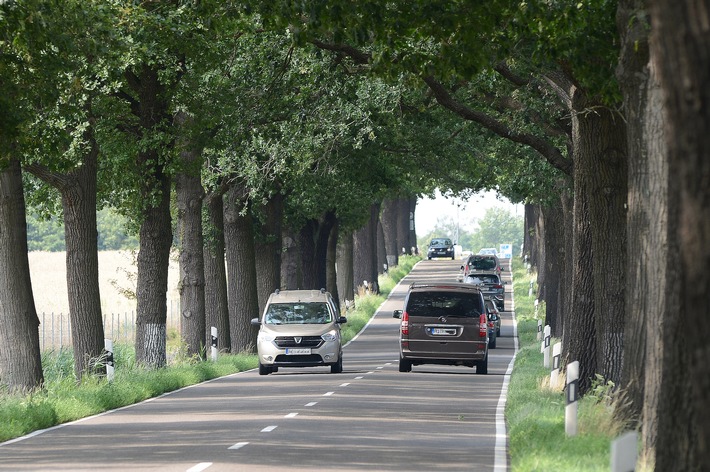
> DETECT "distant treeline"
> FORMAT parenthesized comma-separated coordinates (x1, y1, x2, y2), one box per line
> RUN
(27, 209, 139, 252)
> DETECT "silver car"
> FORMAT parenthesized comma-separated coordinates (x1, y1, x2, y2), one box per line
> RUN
(251, 289, 347, 375)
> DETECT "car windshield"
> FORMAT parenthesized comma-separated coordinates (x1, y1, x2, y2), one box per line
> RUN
(468, 257, 497, 270)
(264, 302, 333, 324)
(467, 274, 500, 284)
(406, 291, 482, 318)
(430, 239, 452, 246)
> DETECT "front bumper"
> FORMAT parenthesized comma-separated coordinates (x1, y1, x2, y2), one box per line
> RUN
(258, 337, 341, 367)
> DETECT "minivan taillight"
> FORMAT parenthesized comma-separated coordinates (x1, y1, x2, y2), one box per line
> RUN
(479, 314, 487, 338)
(401, 311, 410, 336)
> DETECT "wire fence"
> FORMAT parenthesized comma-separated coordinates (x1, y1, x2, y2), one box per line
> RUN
(38, 299, 181, 352)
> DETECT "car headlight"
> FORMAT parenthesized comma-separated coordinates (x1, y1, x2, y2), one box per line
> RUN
(321, 330, 339, 342)
(257, 331, 275, 343)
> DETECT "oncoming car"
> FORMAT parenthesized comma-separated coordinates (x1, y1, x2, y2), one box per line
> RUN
(393, 282, 489, 374)
(251, 289, 347, 375)
(427, 238, 455, 260)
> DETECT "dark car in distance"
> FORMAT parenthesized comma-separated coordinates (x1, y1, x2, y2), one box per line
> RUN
(427, 238, 455, 260)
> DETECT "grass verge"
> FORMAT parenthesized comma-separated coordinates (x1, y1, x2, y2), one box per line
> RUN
(507, 258, 622, 471)
(0, 255, 420, 443)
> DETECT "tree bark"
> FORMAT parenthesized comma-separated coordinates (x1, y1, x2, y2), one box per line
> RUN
(650, 1, 710, 468)
(353, 202, 380, 294)
(133, 63, 173, 369)
(0, 158, 44, 392)
(254, 192, 282, 314)
(336, 231, 355, 306)
(541, 199, 565, 337)
(203, 190, 230, 352)
(223, 186, 259, 353)
(326, 218, 340, 312)
(572, 88, 628, 388)
(175, 117, 206, 359)
(281, 225, 300, 290)
(381, 198, 399, 268)
(24, 108, 105, 379)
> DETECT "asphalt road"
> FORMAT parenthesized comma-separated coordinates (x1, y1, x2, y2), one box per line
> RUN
(0, 258, 518, 472)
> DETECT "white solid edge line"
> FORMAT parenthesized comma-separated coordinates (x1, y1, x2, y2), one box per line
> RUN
(494, 267, 519, 472)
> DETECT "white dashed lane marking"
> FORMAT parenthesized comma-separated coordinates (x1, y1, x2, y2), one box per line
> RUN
(305, 402, 317, 407)
(285, 412, 298, 418)
(261, 426, 278, 432)
(323, 392, 334, 396)
(228, 442, 249, 450)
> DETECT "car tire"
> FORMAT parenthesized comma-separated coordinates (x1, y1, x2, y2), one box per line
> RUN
(489, 336, 497, 349)
(330, 355, 343, 374)
(428, 256, 432, 260)
(477, 352, 488, 375)
(497, 328, 501, 337)
(258, 363, 271, 376)
(399, 358, 412, 372)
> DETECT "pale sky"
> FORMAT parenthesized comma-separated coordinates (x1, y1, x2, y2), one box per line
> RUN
(415, 189, 522, 235)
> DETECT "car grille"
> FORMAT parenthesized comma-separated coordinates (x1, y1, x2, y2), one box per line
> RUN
(274, 336, 324, 348)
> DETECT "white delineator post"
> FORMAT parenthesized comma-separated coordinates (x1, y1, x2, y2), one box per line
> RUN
(105, 339, 115, 382)
(211, 327, 218, 362)
(566, 361, 580, 436)
(550, 342, 562, 389)
(542, 325, 551, 368)
(611, 431, 638, 472)
(537, 319, 543, 341)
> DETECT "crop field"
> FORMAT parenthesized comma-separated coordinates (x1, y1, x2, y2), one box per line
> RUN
(28, 251, 181, 350)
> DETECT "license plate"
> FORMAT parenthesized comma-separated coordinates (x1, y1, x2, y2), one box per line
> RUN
(285, 348, 311, 355)
(431, 328, 456, 336)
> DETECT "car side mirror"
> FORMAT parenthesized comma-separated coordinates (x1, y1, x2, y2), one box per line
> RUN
(393, 309, 403, 319)
(338, 316, 348, 324)
(250, 317, 260, 326)
(460, 265, 465, 271)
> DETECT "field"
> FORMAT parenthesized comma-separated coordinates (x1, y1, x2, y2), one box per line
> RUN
(27, 251, 181, 349)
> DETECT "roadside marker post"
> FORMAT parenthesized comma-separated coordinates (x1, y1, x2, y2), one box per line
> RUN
(105, 339, 115, 382)
(550, 342, 562, 389)
(537, 319, 543, 341)
(210, 327, 218, 362)
(565, 361, 580, 436)
(611, 431, 638, 472)
(542, 325, 551, 368)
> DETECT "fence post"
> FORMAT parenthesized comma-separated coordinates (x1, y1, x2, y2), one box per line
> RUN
(210, 326, 218, 362)
(565, 360, 579, 436)
(611, 431, 638, 472)
(105, 339, 115, 382)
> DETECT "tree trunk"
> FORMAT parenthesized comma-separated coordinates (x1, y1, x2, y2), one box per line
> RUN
(175, 123, 206, 359)
(133, 64, 173, 369)
(407, 197, 418, 254)
(396, 197, 411, 255)
(650, 1, 710, 469)
(353, 203, 380, 294)
(298, 220, 317, 289)
(281, 225, 300, 290)
(564, 104, 597, 394)
(615, 0, 657, 435)
(381, 198, 399, 268)
(24, 110, 105, 379)
(542, 199, 564, 337)
(203, 191, 230, 352)
(336, 231, 355, 306)
(254, 193, 282, 314)
(376, 218, 387, 274)
(223, 186, 259, 353)
(573, 87, 628, 389)
(326, 218, 340, 312)
(0, 158, 44, 392)
(315, 211, 337, 290)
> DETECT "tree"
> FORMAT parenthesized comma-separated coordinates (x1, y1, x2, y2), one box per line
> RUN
(648, 1, 710, 469)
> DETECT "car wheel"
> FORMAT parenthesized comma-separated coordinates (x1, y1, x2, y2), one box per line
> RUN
(497, 328, 501, 337)
(428, 256, 432, 260)
(399, 358, 412, 372)
(258, 362, 271, 376)
(489, 336, 497, 349)
(330, 355, 343, 374)
(451, 255, 455, 260)
(477, 352, 488, 375)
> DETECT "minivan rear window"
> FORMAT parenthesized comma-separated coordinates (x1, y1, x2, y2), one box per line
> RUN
(406, 291, 482, 318)
(468, 257, 497, 270)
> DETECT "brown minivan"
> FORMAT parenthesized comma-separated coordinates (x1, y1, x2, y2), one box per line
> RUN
(393, 282, 489, 374)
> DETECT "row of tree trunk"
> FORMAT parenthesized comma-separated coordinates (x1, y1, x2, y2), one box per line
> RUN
(523, 1, 710, 467)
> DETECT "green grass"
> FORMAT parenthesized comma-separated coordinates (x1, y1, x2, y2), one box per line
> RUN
(507, 258, 622, 471)
(0, 255, 421, 443)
